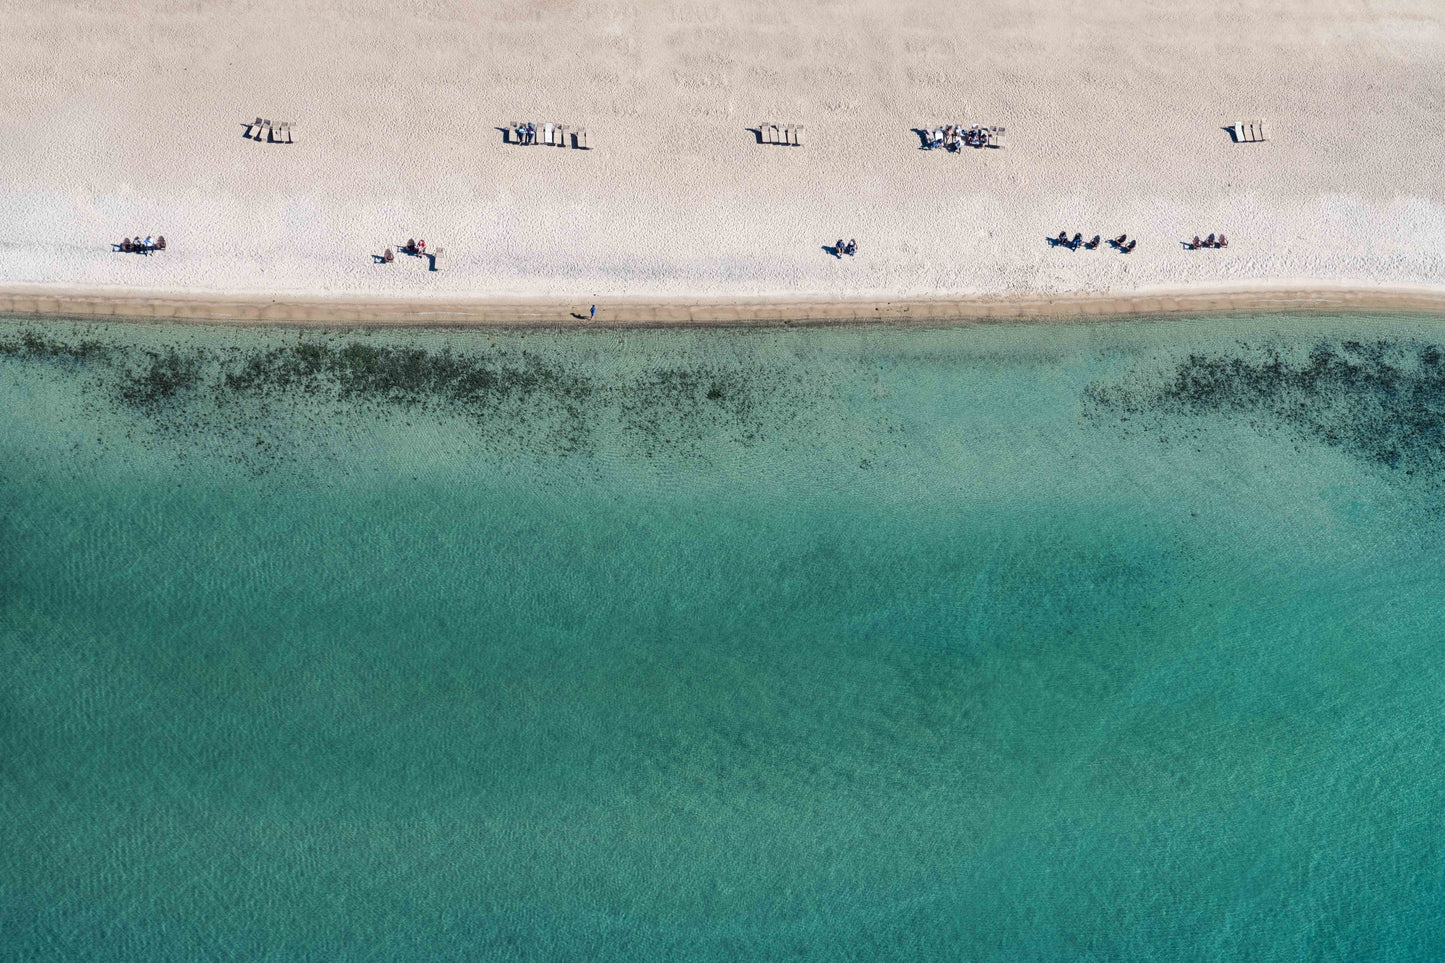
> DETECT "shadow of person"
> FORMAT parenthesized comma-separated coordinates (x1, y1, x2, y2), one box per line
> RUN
(426, 254, 438, 271)
(822, 245, 843, 258)
(372, 254, 388, 264)
(912, 129, 933, 149)
(571, 312, 588, 320)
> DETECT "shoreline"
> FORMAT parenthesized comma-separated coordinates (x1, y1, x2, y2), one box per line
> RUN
(2, 282, 1444, 329)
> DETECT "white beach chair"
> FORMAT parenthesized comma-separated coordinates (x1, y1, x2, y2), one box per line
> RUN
(575, 127, 589, 149)
(544, 123, 555, 146)
(554, 124, 567, 147)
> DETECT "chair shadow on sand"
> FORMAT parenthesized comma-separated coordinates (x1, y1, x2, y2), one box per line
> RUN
(911, 129, 933, 149)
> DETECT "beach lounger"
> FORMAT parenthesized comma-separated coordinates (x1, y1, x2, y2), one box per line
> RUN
(793, 124, 803, 146)
(554, 124, 567, 147)
(765, 123, 780, 145)
(544, 123, 554, 146)
(575, 127, 589, 149)
(988, 126, 1005, 148)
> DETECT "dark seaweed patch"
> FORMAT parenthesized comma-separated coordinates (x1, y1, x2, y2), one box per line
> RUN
(0, 326, 858, 474)
(1085, 339, 1445, 481)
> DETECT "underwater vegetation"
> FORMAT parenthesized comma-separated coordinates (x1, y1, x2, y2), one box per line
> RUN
(1086, 338, 1445, 480)
(0, 326, 854, 472)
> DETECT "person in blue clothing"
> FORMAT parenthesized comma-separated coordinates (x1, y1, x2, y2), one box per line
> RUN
(590, 305, 596, 319)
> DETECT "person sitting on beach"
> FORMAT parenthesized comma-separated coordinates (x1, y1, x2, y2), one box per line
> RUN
(144, 236, 153, 250)
(1084, 235, 1101, 250)
(1055, 231, 1069, 247)
(1205, 233, 1216, 248)
(835, 239, 846, 258)
(1217, 233, 1228, 248)
(1124, 239, 1137, 253)
(1190, 236, 1202, 250)
(156, 236, 166, 250)
(418, 239, 426, 254)
(383, 248, 394, 263)
(845, 239, 857, 256)
(404, 238, 417, 255)
(121, 237, 133, 252)
(1070, 232, 1082, 249)
(1113, 234, 1128, 247)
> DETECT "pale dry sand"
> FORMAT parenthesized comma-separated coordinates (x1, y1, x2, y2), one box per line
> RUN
(1, 0, 1443, 321)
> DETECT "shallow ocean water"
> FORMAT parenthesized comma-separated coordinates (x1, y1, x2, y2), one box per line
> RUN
(2, 315, 1444, 960)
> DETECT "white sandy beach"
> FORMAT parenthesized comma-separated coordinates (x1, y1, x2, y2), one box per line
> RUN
(1, 0, 1443, 317)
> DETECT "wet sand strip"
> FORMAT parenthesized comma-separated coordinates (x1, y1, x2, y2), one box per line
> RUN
(2, 284, 1444, 328)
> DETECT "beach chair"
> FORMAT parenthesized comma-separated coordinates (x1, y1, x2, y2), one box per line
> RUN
(988, 126, 1006, 148)
(762, 123, 780, 145)
(574, 127, 589, 149)
(276, 121, 292, 143)
(543, 123, 555, 146)
(554, 124, 567, 147)
(793, 124, 803, 146)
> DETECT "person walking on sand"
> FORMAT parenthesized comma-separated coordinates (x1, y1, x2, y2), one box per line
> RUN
(590, 304, 596, 320)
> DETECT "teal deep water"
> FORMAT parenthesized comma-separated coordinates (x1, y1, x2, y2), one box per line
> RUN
(2, 316, 1444, 960)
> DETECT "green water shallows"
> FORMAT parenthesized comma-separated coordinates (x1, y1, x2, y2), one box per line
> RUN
(2, 316, 1444, 960)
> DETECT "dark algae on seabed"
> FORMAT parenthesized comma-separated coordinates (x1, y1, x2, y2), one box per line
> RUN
(1086, 337, 1445, 482)
(0, 324, 864, 472)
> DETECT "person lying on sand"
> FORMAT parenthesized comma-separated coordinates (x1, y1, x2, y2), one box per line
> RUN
(1084, 235, 1101, 249)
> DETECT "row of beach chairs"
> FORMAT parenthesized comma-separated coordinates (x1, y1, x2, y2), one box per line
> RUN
(1232, 120, 1268, 143)
(923, 125, 1006, 149)
(508, 122, 589, 149)
(244, 118, 294, 143)
(757, 123, 804, 146)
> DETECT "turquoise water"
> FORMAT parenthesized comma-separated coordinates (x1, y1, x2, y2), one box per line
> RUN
(3, 316, 1444, 960)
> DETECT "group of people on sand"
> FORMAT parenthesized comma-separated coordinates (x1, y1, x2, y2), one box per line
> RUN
(925, 124, 986, 150)
(1188, 233, 1228, 249)
(117, 235, 165, 254)
(518, 122, 537, 144)
(379, 239, 430, 264)
(1052, 232, 1136, 253)
(833, 238, 857, 258)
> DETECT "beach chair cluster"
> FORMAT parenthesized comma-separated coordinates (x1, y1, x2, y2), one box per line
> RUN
(115, 235, 166, 254)
(1049, 231, 1135, 253)
(757, 123, 803, 146)
(509, 121, 588, 149)
(1186, 233, 1229, 249)
(244, 118, 294, 143)
(1231, 120, 1268, 144)
(921, 124, 1004, 150)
